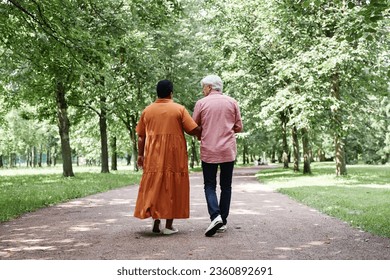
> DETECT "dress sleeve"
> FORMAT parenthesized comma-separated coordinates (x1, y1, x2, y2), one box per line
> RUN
(136, 111, 146, 136)
(182, 107, 198, 133)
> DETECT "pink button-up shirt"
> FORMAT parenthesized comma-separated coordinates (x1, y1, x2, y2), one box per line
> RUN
(193, 90, 243, 163)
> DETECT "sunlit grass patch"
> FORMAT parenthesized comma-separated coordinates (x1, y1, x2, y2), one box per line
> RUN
(257, 163, 390, 238)
(279, 186, 390, 238)
(0, 170, 141, 222)
(257, 162, 390, 189)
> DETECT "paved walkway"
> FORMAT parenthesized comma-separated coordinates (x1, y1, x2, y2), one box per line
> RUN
(0, 166, 389, 260)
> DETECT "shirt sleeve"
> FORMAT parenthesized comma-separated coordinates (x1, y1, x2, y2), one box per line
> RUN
(192, 101, 201, 126)
(182, 107, 198, 133)
(136, 111, 146, 136)
(233, 101, 243, 133)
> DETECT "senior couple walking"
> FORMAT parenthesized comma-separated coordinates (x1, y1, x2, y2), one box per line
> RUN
(133, 75, 243, 237)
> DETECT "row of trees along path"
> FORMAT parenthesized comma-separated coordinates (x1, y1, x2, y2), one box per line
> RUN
(1, 0, 389, 176)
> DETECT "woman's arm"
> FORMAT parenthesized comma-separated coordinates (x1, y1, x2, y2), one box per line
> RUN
(187, 126, 202, 140)
(137, 135, 146, 168)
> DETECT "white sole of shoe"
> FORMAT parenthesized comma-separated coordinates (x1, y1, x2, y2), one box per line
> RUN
(161, 228, 179, 235)
(205, 218, 223, 237)
(217, 225, 227, 233)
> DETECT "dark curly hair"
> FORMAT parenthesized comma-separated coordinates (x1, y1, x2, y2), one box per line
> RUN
(156, 80, 173, 98)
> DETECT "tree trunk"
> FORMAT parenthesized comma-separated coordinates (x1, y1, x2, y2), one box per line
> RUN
(38, 144, 43, 167)
(278, 152, 282, 163)
(132, 119, 139, 171)
(190, 137, 197, 169)
(32, 146, 36, 167)
(243, 140, 249, 164)
(26, 148, 31, 167)
(0, 155, 3, 168)
(271, 146, 276, 163)
(111, 136, 118, 171)
(56, 81, 74, 177)
(335, 135, 347, 175)
(318, 149, 326, 161)
(331, 73, 347, 176)
(131, 140, 138, 171)
(126, 153, 131, 165)
(280, 111, 289, 168)
(122, 113, 139, 171)
(46, 148, 50, 166)
(301, 128, 311, 174)
(99, 96, 109, 173)
(291, 125, 299, 172)
(129, 116, 139, 171)
(53, 144, 57, 166)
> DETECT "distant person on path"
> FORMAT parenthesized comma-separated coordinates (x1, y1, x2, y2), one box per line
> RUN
(134, 80, 201, 235)
(193, 74, 243, 237)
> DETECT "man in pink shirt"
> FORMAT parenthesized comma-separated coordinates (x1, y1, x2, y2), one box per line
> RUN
(193, 75, 243, 237)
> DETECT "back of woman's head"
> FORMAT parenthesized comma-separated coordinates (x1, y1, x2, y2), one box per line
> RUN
(157, 80, 173, 98)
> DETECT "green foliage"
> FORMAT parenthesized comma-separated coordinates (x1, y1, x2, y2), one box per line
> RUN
(1, 0, 389, 173)
(0, 108, 58, 162)
(213, 0, 390, 167)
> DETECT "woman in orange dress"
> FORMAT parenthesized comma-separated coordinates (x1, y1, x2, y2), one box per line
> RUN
(134, 80, 201, 235)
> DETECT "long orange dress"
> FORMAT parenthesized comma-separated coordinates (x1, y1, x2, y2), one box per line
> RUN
(133, 98, 198, 219)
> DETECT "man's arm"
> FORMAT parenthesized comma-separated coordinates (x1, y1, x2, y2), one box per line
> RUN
(191, 102, 202, 140)
(182, 105, 202, 139)
(137, 135, 146, 168)
(233, 102, 243, 133)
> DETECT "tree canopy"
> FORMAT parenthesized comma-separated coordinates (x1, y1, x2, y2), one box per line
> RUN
(1, 0, 389, 175)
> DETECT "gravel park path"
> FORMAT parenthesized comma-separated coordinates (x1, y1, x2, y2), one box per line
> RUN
(1, 166, 389, 260)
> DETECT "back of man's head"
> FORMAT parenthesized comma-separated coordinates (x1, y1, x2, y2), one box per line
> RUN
(201, 75, 223, 92)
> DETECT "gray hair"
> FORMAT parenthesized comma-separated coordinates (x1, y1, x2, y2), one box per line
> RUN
(201, 75, 223, 92)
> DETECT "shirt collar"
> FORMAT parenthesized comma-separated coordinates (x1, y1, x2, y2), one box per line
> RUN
(208, 90, 222, 96)
(155, 98, 173, 103)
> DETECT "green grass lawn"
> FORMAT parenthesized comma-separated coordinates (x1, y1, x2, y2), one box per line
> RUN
(257, 162, 390, 238)
(0, 166, 142, 222)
